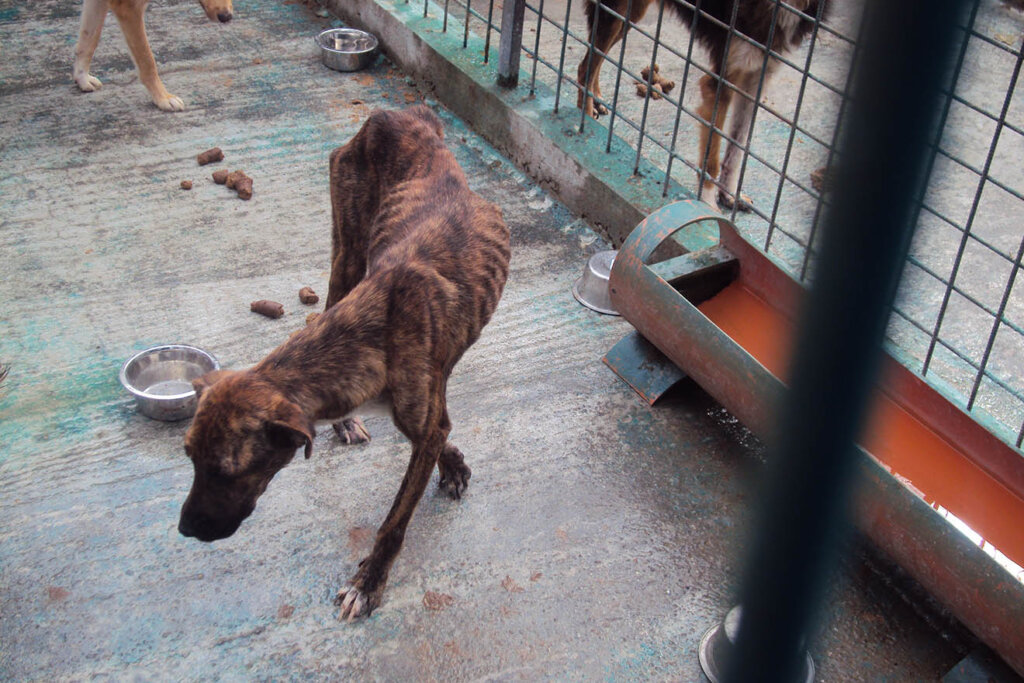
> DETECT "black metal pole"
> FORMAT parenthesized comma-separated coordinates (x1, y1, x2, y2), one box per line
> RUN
(723, 1, 973, 681)
(497, 0, 527, 87)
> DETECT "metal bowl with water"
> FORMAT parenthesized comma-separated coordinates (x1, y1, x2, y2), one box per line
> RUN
(316, 27, 379, 72)
(119, 344, 220, 421)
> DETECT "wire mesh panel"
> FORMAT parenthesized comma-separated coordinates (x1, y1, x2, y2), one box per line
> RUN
(427, 0, 1024, 452)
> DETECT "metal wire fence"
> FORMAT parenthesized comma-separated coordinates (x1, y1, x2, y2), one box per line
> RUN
(406, 0, 1024, 452)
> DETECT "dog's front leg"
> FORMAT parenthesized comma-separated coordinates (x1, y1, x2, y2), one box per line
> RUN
(110, 0, 185, 111)
(73, 0, 108, 92)
(334, 429, 446, 620)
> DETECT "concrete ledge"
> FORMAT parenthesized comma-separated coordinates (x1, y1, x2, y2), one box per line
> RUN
(324, 0, 717, 251)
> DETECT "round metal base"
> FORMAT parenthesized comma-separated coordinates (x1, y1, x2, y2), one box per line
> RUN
(698, 615, 815, 683)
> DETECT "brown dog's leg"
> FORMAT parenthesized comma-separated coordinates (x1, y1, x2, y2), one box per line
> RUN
(718, 69, 761, 212)
(109, 0, 184, 111)
(577, 0, 655, 118)
(335, 415, 449, 620)
(438, 443, 472, 500)
(696, 72, 733, 211)
(73, 0, 108, 93)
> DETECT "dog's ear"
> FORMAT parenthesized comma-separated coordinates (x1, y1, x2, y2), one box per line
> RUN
(192, 369, 238, 399)
(410, 104, 444, 139)
(265, 403, 315, 459)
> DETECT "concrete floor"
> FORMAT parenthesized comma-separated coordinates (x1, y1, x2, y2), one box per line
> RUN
(0, 0, 977, 679)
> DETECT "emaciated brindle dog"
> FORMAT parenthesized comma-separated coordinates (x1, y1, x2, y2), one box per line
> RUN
(179, 106, 511, 620)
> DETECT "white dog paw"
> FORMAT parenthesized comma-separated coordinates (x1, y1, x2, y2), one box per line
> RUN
(155, 94, 186, 112)
(76, 73, 103, 92)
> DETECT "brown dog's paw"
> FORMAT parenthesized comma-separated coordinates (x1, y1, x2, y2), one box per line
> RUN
(333, 417, 371, 445)
(719, 191, 754, 213)
(438, 444, 471, 500)
(334, 582, 381, 622)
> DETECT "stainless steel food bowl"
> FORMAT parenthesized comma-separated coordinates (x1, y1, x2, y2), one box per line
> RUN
(316, 27, 379, 72)
(572, 250, 620, 316)
(119, 344, 220, 421)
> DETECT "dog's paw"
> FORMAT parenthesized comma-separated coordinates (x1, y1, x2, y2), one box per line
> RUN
(438, 445, 471, 500)
(333, 417, 371, 445)
(719, 191, 754, 213)
(75, 73, 103, 92)
(333, 583, 380, 622)
(154, 93, 186, 112)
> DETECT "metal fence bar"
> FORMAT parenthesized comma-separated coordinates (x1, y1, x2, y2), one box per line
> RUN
(528, 0, 546, 94)
(764, 1, 828, 241)
(631, 0, 667, 169)
(605, 0, 638, 151)
(923, 40, 1024, 377)
(498, 0, 527, 86)
(727, 2, 971, 679)
(661, 0, 706, 197)
(697, 0, 743, 203)
(726, 0, 787, 224)
(551, 0, 575, 113)
(968, 234, 1024, 410)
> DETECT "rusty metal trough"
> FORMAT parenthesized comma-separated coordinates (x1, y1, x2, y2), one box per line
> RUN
(604, 200, 1024, 677)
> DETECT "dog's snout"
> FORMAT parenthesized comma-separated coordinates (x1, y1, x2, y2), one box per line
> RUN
(217, 11, 232, 22)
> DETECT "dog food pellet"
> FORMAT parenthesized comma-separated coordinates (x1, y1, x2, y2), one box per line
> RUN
(211, 169, 229, 184)
(196, 147, 224, 166)
(250, 300, 284, 318)
(298, 287, 319, 305)
(235, 176, 253, 200)
(180, 180, 193, 190)
(305, 312, 320, 326)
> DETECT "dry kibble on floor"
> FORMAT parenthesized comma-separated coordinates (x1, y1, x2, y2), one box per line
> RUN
(196, 147, 224, 165)
(305, 312, 320, 326)
(180, 180, 193, 190)
(250, 300, 284, 318)
(212, 169, 229, 184)
(235, 176, 253, 200)
(298, 287, 319, 305)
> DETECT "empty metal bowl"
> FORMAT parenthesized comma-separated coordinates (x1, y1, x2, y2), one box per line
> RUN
(316, 27, 379, 72)
(119, 344, 220, 421)
(573, 250, 620, 315)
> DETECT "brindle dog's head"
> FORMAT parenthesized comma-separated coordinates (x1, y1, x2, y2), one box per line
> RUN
(179, 370, 314, 542)
(198, 0, 233, 23)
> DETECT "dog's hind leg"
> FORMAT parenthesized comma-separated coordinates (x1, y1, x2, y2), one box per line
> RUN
(325, 144, 371, 310)
(73, 0, 108, 92)
(335, 386, 451, 620)
(578, 0, 651, 118)
(109, 0, 184, 111)
(438, 442, 471, 500)
(696, 72, 733, 211)
(718, 70, 761, 212)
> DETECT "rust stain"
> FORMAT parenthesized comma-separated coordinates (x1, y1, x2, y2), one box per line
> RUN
(423, 590, 455, 611)
(46, 586, 70, 603)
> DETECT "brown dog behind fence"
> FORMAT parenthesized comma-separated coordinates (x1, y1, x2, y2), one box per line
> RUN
(577, 0, 827, 211)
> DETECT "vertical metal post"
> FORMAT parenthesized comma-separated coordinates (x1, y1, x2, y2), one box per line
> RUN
(723, 0, 972, 681)
(498, 0, 527, 87)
